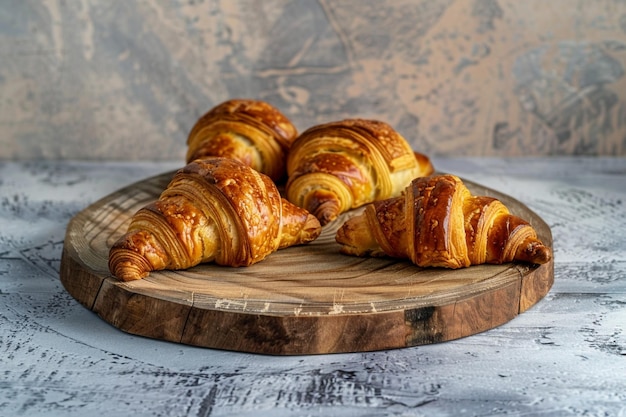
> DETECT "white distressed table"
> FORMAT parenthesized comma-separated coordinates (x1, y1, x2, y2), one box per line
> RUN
(1, 157, 625, 416)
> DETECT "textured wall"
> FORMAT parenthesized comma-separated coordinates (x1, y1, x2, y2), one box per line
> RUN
(1, 0, 626, 160)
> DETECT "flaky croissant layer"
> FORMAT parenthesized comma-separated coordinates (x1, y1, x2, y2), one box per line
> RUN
(335, 174, 551, 269)
(109, 158, 322, 281)
(186, 99, 298, 181)
(285, 118, 434, 226)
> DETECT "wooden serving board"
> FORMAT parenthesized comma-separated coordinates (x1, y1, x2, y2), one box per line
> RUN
(60, 171, 554, 355)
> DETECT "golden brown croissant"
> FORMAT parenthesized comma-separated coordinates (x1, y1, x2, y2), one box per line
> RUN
(285, 118, 434, 226)
(335, 174, 551, 268)
(186, 99, 298, 182)
(109, 158, 322, 281)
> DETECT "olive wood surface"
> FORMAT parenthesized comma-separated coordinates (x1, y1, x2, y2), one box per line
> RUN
(60, 171, 554, 355)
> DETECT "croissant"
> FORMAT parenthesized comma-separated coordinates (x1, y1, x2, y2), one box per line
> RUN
(186, 99, 298, 182)
(335, 174, 551, 269)
(285, 118, 434, 226)
(109, 157, 322, 281)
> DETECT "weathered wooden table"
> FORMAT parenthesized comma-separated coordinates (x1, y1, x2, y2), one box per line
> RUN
(1, 157, 625, 416)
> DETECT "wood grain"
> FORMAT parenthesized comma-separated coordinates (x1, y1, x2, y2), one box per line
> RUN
(60, 170, 554, 355)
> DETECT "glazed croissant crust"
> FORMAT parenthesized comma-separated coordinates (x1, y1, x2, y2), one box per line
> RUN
(109, 158, 322, 281)
(335, 174, 551, 269)
(186, 99, 298, 182)
(285, 118, 434, 226)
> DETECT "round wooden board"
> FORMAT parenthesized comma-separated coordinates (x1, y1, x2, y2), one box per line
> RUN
(60, 171, 554, 355)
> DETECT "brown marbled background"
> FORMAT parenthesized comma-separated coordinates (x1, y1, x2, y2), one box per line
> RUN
(1, 0, 626, 159)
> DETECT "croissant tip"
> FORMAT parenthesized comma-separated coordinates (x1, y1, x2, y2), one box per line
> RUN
(534, 246, 552, 265)
(109, 233, 156, 281)
(109, 256, 152, 281)
(304, 213, 323, 241)
(313, 203, 340, 226)
(113, 266, 148, 281)
(518, 241, 552, 265)
(334, 214, 381, 257)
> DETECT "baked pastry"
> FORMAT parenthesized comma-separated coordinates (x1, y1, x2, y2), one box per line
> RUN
(109, 157, 322, 281)
(285, 118, 434, 225)
(335, 174, 551, 268)
(186, 99, 297, 181)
